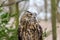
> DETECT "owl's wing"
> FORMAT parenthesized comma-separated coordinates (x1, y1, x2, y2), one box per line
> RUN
(18, 25, 22, 40)
(36, 24, 43, 40)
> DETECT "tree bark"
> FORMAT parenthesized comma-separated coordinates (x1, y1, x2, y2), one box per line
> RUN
(8, 0, 16, 16)
(51, 0, 57, 40)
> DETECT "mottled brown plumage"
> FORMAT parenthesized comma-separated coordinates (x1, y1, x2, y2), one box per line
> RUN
(18, 11, 43, 40)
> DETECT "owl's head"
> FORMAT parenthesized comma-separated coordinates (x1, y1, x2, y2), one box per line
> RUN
(20, 11, 37, 25)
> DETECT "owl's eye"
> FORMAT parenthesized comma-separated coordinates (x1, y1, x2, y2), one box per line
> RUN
(27, 13, 33, 17)
(29, 13, 32, 15)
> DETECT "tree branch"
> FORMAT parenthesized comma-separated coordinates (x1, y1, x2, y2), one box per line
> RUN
(0, 0, 26, 7)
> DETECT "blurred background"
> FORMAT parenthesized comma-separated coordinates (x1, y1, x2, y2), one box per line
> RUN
(0, 0, 60, 40)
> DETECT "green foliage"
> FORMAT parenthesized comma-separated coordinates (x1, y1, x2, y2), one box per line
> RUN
(0, 6, 18, 40)
(0, 8, 3, 12)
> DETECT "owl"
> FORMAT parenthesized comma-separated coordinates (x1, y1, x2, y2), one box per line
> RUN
(18, 11, 43, 40)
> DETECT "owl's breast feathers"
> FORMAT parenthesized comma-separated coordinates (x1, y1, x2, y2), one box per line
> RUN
(18, 23, 43, 40)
